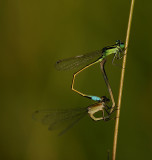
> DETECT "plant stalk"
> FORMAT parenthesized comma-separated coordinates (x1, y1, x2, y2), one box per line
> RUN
(112, 0, 135, 160)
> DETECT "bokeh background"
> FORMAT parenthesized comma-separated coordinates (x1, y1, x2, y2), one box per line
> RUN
(0, 0, 152, 160)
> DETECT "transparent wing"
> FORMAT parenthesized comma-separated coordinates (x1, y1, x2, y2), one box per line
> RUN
(33, 107, 88, 134)
(55, 50, 103, 71)
(58, 112, 87, 136)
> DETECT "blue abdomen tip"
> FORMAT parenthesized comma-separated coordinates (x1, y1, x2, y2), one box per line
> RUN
(91, 96, 101, 101)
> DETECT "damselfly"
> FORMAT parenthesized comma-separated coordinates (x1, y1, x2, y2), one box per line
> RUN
(33, 96, 114, 136)
(55, 40, 125, 101)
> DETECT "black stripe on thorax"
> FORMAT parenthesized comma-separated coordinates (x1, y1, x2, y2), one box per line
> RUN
(102, 45, 117, 53)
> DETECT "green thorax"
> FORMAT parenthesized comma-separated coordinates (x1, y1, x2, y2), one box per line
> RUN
(103, 47, 118, 57)
(96, 40, 125, 63)
(102, 40, 125, 57)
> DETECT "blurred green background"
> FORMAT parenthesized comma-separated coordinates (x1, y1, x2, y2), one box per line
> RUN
(0, 0, 152, 160)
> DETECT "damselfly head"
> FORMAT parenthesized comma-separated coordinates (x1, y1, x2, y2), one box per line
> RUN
(115, 40, 121, 45)
(116, 40, 125, 50)
(100, 96, 110, 103)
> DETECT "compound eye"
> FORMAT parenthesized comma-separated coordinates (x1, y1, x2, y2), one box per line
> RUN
(100, 96, 110, 102)
(101, 96, 106, 101)
(120, 43, 125, 49)
(116, 40, 121, 45)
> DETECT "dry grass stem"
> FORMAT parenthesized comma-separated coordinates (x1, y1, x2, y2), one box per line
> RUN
(112, 0, 135, 160)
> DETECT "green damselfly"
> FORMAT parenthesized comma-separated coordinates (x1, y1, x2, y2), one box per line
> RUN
(33, 96, 114, 136)
(55, 40, 125, 101)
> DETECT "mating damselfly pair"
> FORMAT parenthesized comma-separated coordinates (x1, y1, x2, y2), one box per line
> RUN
(33, 40, 125, 135)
